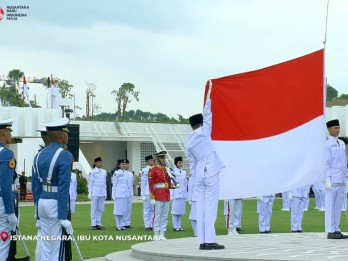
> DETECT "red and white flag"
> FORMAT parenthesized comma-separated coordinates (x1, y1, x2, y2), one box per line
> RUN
(206, 49, 325, 199)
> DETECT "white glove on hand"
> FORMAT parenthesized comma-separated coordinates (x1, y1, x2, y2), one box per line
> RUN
(257, 196, 264, 202)
(288, 192, 293, 200)
(175, 183, 180, 189)
(325, 177, 331, 190)
(207, 80, 212, 99)
(88, 193, 92, 200)
(36, 220, 41, 229)
(59, 220, 73, 235)
(141, 196, 146, 201)
(8, 213, 18, 232)
(188, 200, 192, 205)
(150, 199, 156, 206)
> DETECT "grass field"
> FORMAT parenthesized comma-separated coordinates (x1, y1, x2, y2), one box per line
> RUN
(14, 198, 348, 259)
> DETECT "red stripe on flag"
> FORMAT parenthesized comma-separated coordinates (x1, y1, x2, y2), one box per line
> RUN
(206, 49, 324, 141)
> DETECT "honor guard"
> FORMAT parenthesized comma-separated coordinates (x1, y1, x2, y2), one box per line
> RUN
(123, 160, 133, 228)
(0, 119, 19, 260)
(149, 151, 175, 240)
(325, 119, 348, 239)
(289, 185, 310, 232)
(88, 157, 107, 230)
(187, 172, 197, 237)
(185, 84, 225, 250)
(171, 156, 188, 231)
(224, 198, 242, 236)
(141, 155, 155, 231)
(112, 159, 130, 230)
(32, 117, 74, 260)
(257, 194, 275, 233)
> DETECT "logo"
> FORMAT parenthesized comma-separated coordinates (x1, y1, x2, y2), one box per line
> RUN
(0, 7, 4, 21)
(0, 231, 9, 242)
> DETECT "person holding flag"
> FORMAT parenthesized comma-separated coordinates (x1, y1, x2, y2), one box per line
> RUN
(22, 75, 31, 107)
(185, 82, 225, 250)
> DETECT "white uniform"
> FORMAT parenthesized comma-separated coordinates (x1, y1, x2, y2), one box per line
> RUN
(185, 98, 225, 245)
(69, 172, 77, 213)
(325, 136, 348, 233)
(188, 174, 197, 236)
(124, 171, 134, 227)
(281, 192, 290, 211)
(141, 165, 154, 229)
(224, 199, 242, 235)
(312, 182, 325, 210)
(88, 167, 107, 227)
(342, 186, 348, 211)
(171, 168, 188, 230)
(290, 186, 310, 231)
(112, 169, 129, 229)
(257, 195, 275, 233)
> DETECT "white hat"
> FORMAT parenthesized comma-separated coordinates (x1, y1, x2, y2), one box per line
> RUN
(42, 117, 69, 132)
(0, 119, 13, 131)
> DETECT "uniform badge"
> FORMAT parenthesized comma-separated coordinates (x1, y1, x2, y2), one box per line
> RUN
(9, 158, 15, 169)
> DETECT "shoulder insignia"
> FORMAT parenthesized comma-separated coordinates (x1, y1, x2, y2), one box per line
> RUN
(9, 157, 15, 169)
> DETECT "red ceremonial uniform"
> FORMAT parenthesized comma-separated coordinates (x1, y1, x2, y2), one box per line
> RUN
(148, 164, 172, 201)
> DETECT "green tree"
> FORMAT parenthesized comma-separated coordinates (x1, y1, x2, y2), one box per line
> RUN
(8, 69, 24, 90)
(0, 83, 26, 107)
(326, 84, 338, 101)
(111, 83, 140, 121)
(339, 94, 348, 99)
(42, 77, 74, 98)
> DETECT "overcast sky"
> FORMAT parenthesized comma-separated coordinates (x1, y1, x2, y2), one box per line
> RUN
(0, 0, 347, 118)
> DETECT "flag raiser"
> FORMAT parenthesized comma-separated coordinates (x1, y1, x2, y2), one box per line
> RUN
(205, 49, 325, 199)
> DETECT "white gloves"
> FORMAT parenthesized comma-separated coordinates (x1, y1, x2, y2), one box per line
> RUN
(112, 195, 116, 200)
(36, 220, 41, 229)
(59, 220, 73, 235)
(257, 196, 264, 202)
(150, 199, 156, 206)
(188, 200, 192, 205)
(88, 193, 92, 200)
(141, 196, 146, 201)
(8, 213, 18, 232)
(288, 192, 293, 200)
(207, 80, 212, 99)
(175, 183, 180, 189)
(325, 177, 331, 190)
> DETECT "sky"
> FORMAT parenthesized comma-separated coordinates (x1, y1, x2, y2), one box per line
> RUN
(0, 0, 347, 119)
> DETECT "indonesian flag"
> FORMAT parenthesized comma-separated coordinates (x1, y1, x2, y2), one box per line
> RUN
(23, 75, 31, 107)
(207, 49, 325, 199)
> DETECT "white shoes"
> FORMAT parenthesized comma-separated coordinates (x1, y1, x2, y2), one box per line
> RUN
(281, 208, 290, 211)
(154, 231, 167, 240)
(228, 227, 240, 236)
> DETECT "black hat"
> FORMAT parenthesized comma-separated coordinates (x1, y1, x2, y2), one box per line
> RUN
(153, 151, 167, 157)
(118, 159, 129, 165)
(174, 156, 183, 166)
(189, 113, 203, 127)
(94, 157, 102, 163)
(326, 119, 340, 128)
(145, 155, 153, 161)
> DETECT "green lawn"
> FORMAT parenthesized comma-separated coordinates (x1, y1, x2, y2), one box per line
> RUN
(15, 198, 347, 259)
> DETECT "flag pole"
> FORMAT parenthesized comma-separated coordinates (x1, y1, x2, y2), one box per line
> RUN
(323, 0, 330, 49)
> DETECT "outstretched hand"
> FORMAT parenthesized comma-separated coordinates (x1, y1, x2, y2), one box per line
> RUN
(206, 80, 212, 99)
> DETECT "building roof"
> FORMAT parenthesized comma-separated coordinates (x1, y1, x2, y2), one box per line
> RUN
(326, 99, 348, 108)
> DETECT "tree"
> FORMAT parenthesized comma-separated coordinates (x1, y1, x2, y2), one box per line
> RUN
(42, 77, 74, 98)
(8, 69, 24, 91)
(111, 83, 139, 121)
(339, 94, 348, 99)
(326, 84, 338, 101)
(85, 82, 97, 118)
(0, 83, 26, 107)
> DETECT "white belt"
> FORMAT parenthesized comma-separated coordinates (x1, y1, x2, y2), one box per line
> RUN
(154, 183, 168, 189)
(42, 185, 58, 192)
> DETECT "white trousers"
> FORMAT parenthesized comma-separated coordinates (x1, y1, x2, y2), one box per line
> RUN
(225, 199, 242, 229)
(143, 195, 154, 228)
(290, 197, 305, 231)
(258, 197, 274, 232)
(124, 196, 132, 226)
(0, 198, 10, 261)
(325, 186, 345, 232)
(342, 192, 348, 210)
(35, 226, 43, 261)
(282, 192, 290, 209)
(91, 196, 105, 226)
(153, 201, 170, 232)
(70, 199, 76, 214)
(196, 172, 219, 244)
(38, 199, 65, 261)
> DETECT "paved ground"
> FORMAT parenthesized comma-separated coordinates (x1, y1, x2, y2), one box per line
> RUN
(99, 233, 348, 261)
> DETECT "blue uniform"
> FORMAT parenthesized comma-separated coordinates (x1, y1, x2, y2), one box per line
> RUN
(32, 141, 73, 260)
(0, 143, 16, 260)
